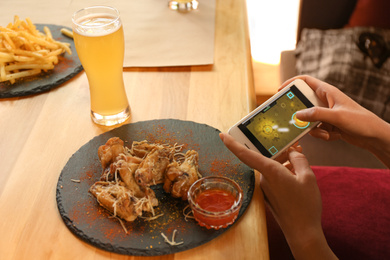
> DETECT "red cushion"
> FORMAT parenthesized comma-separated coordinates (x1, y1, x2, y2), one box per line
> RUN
(346, 0, 390, 29)
(267, 166, 390, 260)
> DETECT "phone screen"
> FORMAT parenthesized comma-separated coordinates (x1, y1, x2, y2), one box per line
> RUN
(238, 85, 314, 158)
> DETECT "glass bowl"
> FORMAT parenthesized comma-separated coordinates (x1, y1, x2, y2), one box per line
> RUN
(187, 176, 243, 230)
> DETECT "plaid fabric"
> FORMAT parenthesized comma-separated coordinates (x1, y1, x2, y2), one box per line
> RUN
(295, 27, 390, 122)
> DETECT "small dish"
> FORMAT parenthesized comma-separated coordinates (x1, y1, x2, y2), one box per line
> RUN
(187, 176, 243, 230)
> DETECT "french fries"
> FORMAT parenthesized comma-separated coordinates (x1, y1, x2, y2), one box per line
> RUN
(60, 28, 73, 39)
(0, 16, 72, 84)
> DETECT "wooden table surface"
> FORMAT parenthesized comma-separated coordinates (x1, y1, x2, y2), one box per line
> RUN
(0, 0, 269, 259)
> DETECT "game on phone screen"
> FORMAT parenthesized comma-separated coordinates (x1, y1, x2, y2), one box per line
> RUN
(238, 85, 313, 158)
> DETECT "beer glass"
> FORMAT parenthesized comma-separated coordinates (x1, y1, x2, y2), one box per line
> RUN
(72, 6, 130, 126)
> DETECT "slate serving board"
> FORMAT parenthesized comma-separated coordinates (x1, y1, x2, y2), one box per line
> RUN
(56, 119, 255, 256)
(0, 24, 82, 98)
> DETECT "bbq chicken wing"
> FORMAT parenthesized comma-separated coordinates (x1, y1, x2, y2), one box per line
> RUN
(89, 181, 158, 222)
(98, 137, 127, 169)
(89, 181, 143, 222)
(113, 154, 149, 198)
(98, 137, 131, 182)
(134, 146, 174, 187)
(130, 140, 161, 158)
(163, 150, 200, 200)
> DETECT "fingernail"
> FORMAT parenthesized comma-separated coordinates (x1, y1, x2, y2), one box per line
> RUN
(296, 109, 309, 116)
(318, 131, 330, 141)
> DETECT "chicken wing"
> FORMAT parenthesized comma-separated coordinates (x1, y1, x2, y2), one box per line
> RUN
(89, 181, 143, 222)
(130, 140, 161, 158)
(134, 146, 174, 187)
(113, 154, 149, 198)
(89, 181, 158, 222)
(163, 150, 201, 200)
(98, 137, 127, 169)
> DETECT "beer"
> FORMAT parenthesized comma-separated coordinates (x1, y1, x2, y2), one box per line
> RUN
(72, 6, 130, 126)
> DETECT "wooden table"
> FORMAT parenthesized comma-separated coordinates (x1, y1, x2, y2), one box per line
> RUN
(0, 0, 269, 259)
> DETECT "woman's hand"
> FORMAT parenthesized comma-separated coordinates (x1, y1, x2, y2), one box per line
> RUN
(219, 133, 337, 259)
(281, 75, 390, 168)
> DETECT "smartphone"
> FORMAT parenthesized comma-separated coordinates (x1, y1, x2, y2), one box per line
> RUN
(228, 79, 325, 159)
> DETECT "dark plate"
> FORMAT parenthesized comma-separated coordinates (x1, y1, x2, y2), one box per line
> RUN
(56, 119, 255, 256)
(0, 24, 82, 98)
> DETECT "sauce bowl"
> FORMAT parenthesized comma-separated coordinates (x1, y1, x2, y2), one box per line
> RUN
(187, 176, 243, 230)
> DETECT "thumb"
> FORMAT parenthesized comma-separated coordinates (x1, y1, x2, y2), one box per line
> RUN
(296, 107, 335, 124)
(288, 148, 311, 174)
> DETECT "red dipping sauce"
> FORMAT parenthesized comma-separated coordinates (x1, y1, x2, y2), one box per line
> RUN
(188, 176, 243, 230)
(196, 189, 236, 212)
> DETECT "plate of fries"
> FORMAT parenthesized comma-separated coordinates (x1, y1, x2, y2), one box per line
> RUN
(0, 16, 82, 98)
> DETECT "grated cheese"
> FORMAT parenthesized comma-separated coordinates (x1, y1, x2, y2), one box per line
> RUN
(139, 213, 164, 221)
(109, 215, 128, 234)
(183, 205, 194, 222)
(161, 229, 184, 246)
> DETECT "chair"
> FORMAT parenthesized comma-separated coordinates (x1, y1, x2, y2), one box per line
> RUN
(267, 1, 390, 258)
(279, 0, 386, 169)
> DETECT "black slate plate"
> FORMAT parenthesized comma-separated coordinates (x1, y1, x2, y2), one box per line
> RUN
(0, 24, 82, 98)
(56, 119, 255, 256)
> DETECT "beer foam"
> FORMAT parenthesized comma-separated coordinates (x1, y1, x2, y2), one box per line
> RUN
(74, 14, 121, 37)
